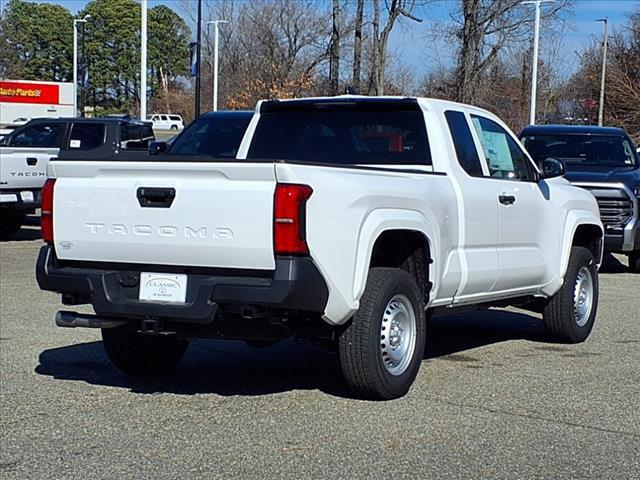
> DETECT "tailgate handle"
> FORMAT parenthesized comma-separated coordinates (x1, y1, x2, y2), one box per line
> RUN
(137, 187, 176, 208)
(26, 157, 38, 166)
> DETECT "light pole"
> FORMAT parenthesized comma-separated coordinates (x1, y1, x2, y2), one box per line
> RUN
(73, 14, 91, 117)
(141, 0, 147, 120)
(206, 20, 228, 112)
(597, 18, 608, 127)
(522, 0, 554, 125)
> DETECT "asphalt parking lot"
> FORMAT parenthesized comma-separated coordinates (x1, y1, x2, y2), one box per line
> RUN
(1, 218, 639, 479)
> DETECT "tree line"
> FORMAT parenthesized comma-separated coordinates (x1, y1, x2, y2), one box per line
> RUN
(0, 0, 638, 140)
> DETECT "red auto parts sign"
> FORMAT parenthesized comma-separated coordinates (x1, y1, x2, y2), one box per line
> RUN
(0, 81, 60, 104)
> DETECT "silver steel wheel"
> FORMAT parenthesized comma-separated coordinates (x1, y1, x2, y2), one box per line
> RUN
(573, 266, 594, 327)
(380, 294, 417, 376)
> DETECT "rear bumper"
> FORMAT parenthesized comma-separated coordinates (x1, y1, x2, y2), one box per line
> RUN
(36, 246, 329, 323)
(0, 188, 41, 211)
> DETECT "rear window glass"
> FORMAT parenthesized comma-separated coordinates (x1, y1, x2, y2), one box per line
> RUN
(247, 109, 431, 165)
(121, 124, 154, 150)
(168, 114, 251, 157)
(69, 123, 105, 150)
(521, 134, 637, 167)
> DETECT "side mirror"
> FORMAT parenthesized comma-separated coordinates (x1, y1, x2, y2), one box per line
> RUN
(540, 157, 565, 179)
(148, 141, 168, 155)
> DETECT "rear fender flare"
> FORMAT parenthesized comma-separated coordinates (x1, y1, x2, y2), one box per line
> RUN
(352, 208, 439, 302)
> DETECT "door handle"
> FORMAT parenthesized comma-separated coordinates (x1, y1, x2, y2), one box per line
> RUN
(26, 157, 38, 166)
(498, 194, 516, 205)
(137, 187, 176, 208)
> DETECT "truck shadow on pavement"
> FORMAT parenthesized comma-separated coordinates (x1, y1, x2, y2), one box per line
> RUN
(35, 309, 550, 398)
(1, 215, 41, 242)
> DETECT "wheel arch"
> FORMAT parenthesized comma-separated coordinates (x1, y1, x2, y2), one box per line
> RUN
(352, 209, 438, 304)
(559, 213, 604, 279)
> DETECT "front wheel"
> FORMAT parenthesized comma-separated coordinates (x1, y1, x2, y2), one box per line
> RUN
(102, 325, 189, 375)
(628, 251, 640, 274)
(543, 246, 599, 343)
(338, 268, 426, 400)
(170, 125, 178, 131)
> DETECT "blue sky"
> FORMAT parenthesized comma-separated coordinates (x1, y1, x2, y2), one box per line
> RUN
(17, 0, 639, 78)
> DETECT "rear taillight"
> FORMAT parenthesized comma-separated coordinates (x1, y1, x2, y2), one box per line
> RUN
(273, 183, 313, 255)
(41, 179, 55, 244)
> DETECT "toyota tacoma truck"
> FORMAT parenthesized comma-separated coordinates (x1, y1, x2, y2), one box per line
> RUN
(0, 117, 154, 237)
(520, 125, 640, 273)
(36, 97, 603, 400)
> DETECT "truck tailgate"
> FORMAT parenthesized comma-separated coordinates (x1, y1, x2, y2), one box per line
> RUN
(0, 147, 54, 189)
(51, 161, 277, 270)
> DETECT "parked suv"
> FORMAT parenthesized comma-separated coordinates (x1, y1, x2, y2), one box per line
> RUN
(148, 114, 184, 131)
(520, 125, 639, 272)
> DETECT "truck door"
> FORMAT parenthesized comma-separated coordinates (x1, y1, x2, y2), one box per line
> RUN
(443, 110, 499, 299)
(469, 115, 558, 292)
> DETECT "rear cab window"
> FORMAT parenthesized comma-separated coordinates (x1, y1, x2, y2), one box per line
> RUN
(121, 123, 155, 150)
(167, 113, 252, 157)
(247, 100, 432, 166)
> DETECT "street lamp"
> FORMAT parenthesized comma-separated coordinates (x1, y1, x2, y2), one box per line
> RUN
(73, 14, 91, 117)
(596, 18, 608, 127)
(522, 0, 554, 125)
(141, 0, 148, 121)
(206, 20, 228, 112)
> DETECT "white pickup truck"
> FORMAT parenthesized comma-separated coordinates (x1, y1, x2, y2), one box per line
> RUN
(36, 97, 603, 400)
(0, 117, 155, 237)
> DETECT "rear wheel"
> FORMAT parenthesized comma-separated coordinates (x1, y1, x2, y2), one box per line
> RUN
(0, 211, 25, 238)
(102, 325, 188, 375)
(170, 125, 178, 131)
(628, 251, 640, 274)
(338, 268, 426, 400)
(543, 246, 598, 343)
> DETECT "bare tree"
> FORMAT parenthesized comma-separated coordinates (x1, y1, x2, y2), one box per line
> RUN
(329, 0, 340, 94)
(370, 0, 422, 95)
(454, 0, 571, 104)
(352, 0, 364, 92)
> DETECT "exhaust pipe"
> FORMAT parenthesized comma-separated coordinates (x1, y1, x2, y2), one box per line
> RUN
(55, 310, 126, 329)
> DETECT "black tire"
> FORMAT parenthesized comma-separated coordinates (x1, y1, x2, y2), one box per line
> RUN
(628, 251, 640, 274)
(170, 125, 178, 131)
(0, 211, 25, 238)
(543, 246, 599, 343)
(338, 267, 426, 400)
(101, 325, 188, 375)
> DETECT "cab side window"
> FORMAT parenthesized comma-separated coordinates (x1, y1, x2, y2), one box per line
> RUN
(68, 123, 105, 150)
(470, 115, 535, 181)
(9, 124, 63, 148)
(445, 110, 484, 177)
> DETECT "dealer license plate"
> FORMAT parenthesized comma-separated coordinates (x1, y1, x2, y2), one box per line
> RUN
(139, 272, 187, 304)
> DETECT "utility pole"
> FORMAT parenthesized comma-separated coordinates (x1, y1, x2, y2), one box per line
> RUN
(522, 0, 554, 125)
(194, 0, 202, 117)
(207, 20, 228, 112)
(597, 18, 608, 127)
(141, 0, 147, 120)
(73, 15, 91, 117)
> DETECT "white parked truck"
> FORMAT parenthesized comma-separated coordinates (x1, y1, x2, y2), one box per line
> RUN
(0, 118, 154, 237)
(36, 97, 603, 399)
